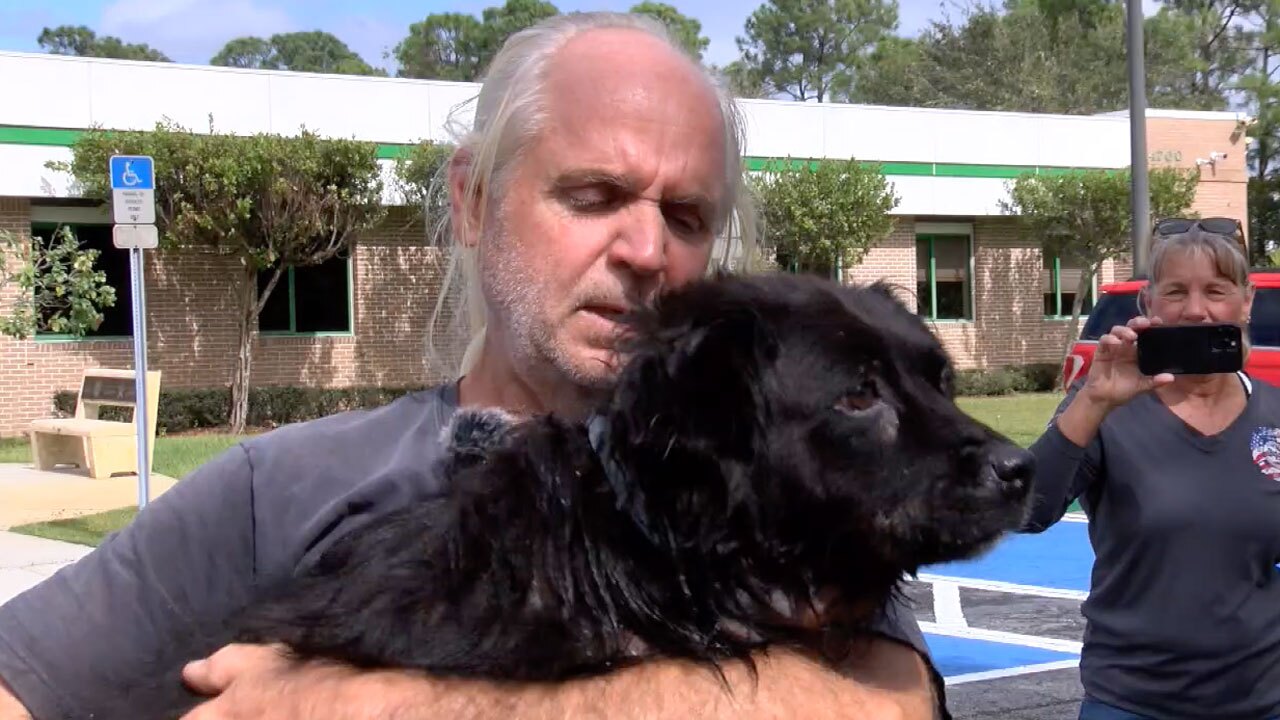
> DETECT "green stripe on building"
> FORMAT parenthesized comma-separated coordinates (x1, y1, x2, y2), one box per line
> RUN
(0, 124, 1121, 180)
(0, 126, 83, 147)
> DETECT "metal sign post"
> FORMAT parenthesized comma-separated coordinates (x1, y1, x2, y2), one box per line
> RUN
(1126, 0, 1150, 278)
(109, 155, 157, 509)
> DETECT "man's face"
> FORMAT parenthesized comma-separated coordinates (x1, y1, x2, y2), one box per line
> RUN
(477, 29, 728, 390)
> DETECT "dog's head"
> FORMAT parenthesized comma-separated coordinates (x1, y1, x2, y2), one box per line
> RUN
(598, 271, 1034, 592)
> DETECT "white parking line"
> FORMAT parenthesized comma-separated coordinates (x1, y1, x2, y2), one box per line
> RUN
(915, 573, 1088, 601)
(920, 622, 1084, 654)
(932, 580, 968, 627)
(944, 658, 1081, 686)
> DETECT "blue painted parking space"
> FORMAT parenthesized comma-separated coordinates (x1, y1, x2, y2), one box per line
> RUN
(924, 633, 1079, 678)
(926, 519, 1095, 593)
(913, 520, 1095, 686)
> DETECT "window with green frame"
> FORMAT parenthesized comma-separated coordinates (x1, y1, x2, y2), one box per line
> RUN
(257, 254, 353, 335)
(916, 233, 972, 320)
(31, 222, 133, 339)
(1042, 253, 1095, 318)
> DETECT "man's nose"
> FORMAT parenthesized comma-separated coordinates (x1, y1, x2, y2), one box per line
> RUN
(608, 202, 667, 276)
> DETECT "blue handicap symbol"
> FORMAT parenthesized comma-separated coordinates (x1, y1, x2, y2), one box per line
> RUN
(110, 156, 154, 191)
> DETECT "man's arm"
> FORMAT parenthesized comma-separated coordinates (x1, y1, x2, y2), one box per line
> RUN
(0, 445, 259, 719)
(179, 635, 935, 720)
(181, 545, 938, 720)
(0, 678, 32, 720)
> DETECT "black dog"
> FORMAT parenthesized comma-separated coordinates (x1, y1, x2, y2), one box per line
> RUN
(131, 271, 1034, 718)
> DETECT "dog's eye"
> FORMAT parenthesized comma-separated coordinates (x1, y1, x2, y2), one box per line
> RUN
(836, 386, 879, 414)
(940, 365, 956, 397)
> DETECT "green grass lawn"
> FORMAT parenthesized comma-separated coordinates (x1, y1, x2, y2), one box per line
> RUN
(4, 433, 248, 546)
(957, 392, 1061, 448)
(0, 433, 248, 480)
(6, 393, 1069, 547)
(12, 507, 142, 546)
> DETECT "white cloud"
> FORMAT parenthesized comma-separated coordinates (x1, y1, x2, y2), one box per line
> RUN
(99, 0, 294, 64)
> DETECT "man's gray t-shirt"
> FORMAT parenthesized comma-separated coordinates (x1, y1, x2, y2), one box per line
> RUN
(0, 383, 934, 718)
(1025, 374, 1280, 719)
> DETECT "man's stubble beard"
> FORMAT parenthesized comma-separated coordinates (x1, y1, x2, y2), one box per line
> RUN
(478, 215, 621, 401)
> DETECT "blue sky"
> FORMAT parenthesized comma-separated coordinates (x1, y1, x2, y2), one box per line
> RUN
(0, 0, 1164, 73)
(0, 0, 1167, 72)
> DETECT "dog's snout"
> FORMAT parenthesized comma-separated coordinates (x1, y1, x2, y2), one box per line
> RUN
(988, 445, 1035, 485)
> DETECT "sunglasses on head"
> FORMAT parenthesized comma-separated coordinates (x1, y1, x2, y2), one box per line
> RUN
(1153, 217, 1242, 238)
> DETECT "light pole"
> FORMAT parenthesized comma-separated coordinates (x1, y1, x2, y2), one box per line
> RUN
(1127, 0, 1150, 278)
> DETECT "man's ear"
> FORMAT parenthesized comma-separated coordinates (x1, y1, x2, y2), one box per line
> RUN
(448, 149, 483, 248)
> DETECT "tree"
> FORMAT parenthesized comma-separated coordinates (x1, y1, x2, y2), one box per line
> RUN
(735, 0, 898, 102)
(751, 158, 900, 276)
(394, 13, 489, 80)
(392, 140, 455, 224)
(713, 60, 770, 98)
(0, 226, 117, 341)
(1002, 166, 1200, 373)
(38, 25, 170, 62)
(49, 120, 387, 432)
(1154, 0, 1259, 109)
(843, 34, 928, 107)
(480, 0, 560, 47)
(211, 37, 279, 69)
(848, 1, 1217, 113)
(395, 0, 559, 80)
(211, 31, 386, 76)
(630, 2, 710, 60)
(1240, 0, 1280, 264)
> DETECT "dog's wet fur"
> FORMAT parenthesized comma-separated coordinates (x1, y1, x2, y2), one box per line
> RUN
(123, 271, 1035, 719)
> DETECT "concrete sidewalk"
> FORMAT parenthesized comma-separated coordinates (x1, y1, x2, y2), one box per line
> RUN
(0, 531, 92, 605)
(0, 462, 175, 529)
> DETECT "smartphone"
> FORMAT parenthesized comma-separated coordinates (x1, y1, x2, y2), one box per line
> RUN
(1136, 322, 1244, 376)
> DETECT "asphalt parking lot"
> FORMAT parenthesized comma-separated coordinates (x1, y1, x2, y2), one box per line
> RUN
(914, 517, 1092, 719)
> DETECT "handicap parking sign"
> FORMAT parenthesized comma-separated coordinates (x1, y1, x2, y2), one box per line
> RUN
(108, 155, 156, 225)
(110, 156, 154, 191)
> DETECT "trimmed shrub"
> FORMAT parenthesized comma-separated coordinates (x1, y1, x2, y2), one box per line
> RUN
(53, 385, 426, 435)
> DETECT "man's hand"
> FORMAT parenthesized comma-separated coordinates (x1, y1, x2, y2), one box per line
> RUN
(175, 636, 937, 720)
(179, 643, 354, 720)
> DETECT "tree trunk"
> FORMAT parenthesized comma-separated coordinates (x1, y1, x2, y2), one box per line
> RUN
(1058, 263, 1097, 391)
(228, 264, 285, 434)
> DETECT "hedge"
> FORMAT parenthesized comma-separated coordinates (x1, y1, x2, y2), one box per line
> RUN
(49, 364, 1060, 435)
(53, 385, 426, 435)
(953, 363, 1062, 397)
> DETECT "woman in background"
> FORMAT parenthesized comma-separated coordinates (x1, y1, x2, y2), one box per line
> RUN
(1023, 224, 1280, 720)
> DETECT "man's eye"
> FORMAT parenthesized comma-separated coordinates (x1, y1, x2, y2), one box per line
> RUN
(564, 186, 616, 210)
(664, 206, 706, 235)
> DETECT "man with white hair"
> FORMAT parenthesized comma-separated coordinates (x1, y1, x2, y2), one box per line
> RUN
(0, 12, 941, 719)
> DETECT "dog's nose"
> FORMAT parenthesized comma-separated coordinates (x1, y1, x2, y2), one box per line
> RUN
(989, 445, 1035, 485)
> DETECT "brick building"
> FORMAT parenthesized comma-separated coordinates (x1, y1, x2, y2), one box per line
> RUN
(0, 51, 1254, 436)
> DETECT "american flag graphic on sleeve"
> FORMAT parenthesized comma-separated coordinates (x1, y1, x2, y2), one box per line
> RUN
(1250, 426, 1280, 481)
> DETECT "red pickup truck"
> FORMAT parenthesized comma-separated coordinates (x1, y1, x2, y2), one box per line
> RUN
(1062, 270, 1280, 389)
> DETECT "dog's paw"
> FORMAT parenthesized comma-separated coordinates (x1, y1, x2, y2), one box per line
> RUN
(441, 406, 518, 456)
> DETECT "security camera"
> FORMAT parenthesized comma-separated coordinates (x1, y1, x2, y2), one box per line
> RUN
(1210, 151, 1229, 161)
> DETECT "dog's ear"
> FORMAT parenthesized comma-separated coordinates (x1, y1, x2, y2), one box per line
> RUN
(613, 304, 778, 458)
(861, 281, 912, 310)
(440, 406, 517, 458)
